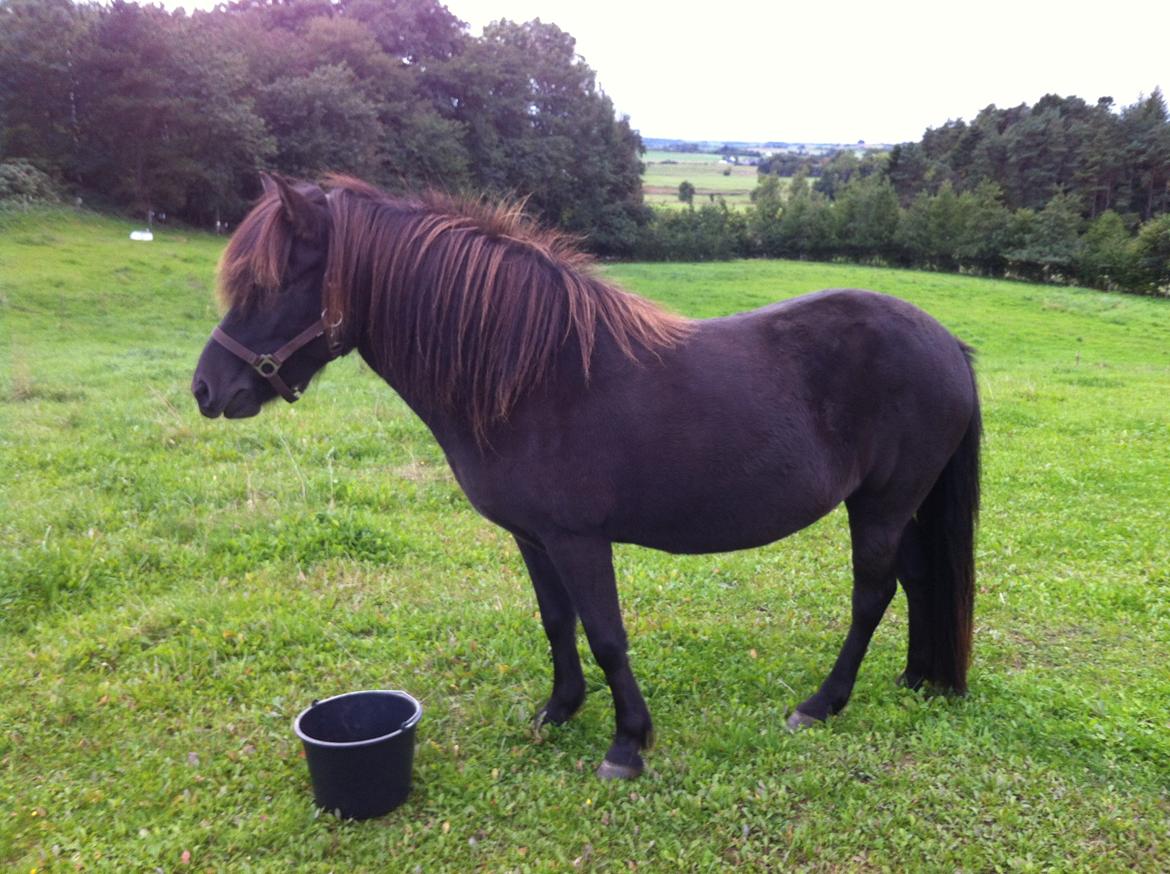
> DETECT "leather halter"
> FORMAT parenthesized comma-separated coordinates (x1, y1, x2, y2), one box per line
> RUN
(211, 312, 345, 403)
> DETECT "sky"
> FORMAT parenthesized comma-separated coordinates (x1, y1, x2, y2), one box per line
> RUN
(165, 0, 1168, 145)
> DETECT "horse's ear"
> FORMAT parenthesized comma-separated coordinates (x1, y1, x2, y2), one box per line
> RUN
(261, 172, 324, 240)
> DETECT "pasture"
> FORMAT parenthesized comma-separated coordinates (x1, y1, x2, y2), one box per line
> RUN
(2, 207, 1169, 871)
(641, 151, 760, 208)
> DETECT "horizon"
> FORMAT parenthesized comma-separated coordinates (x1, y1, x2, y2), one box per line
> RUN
(639, 136, 887, 148)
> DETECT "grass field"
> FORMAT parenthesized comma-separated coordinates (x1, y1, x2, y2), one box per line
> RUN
(641, 151, 760, 208)
(643, 150, 728, 165)
(2, 207, 1169, 871)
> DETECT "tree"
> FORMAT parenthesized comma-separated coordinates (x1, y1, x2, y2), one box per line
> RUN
(1077, 210, 1135, 289)
(777, 172, 836, 259)
(954, 182, 1016, 275)
(1077, 97, 1129, 217)
(339, 0, 468, 63)
(433, 18, 647, 252)
(1006, 192, 1083, 281)
(299, 15, 470, 188)
(896, 183, 965, 270)
(814, 150, 859, 199)
(174, 12, 275, 223)
(833, 174, 900, 262)
(885, 142, 930, 205)
(1119, 90, 1170, 220)
(748, 173, 784, 255)
(1130, 214, 1170, 293)
(74, 1, 271, 218)
(0, 0, 90, 177)
(257, 63, 382, 179)
(678, 180, 695, 206)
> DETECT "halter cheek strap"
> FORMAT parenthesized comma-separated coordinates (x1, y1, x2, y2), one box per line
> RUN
(211, 314, 343, 403)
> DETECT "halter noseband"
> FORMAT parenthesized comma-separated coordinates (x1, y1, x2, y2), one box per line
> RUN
(211, 312, 346, 403)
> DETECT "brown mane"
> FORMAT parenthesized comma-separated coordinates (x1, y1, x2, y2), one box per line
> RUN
(220, 175, 694, 440)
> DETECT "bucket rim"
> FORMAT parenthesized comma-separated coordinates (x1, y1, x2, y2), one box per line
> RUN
(293, 689, 422, 749)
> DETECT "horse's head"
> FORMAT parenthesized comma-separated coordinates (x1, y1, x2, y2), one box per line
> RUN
(192, 175, 344, 418)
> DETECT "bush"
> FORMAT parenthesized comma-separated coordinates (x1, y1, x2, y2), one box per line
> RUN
(0, 160, 60, 204)
(1077, 211, 1136, 290)
(896, 183, 965, 271)
(774, 176, 836, 260)
(1005, 194, 1083, 282)
(1130, 215, 1170, 295)
(635, 203, 749, 261)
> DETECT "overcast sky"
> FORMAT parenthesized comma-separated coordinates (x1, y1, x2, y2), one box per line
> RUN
(168, 0, 1168, 144)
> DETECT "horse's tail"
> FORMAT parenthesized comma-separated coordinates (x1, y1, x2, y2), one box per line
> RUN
(916, 345, 981, 694)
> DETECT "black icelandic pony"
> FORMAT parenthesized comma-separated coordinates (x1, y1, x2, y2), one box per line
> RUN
(192, 174, 981, 779)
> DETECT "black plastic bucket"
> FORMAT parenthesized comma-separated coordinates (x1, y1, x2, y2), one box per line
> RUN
(293, 689, 422, 820)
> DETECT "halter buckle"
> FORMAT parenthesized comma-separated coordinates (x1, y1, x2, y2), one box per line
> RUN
(255, 355, 280, 378)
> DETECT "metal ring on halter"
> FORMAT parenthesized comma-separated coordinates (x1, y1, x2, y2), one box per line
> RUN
(321, 309, 345, 355)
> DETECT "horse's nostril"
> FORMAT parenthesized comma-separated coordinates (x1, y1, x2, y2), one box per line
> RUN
(192, 379, 211, 407)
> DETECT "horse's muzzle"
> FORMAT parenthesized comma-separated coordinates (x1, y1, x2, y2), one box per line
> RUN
(192, 379, 259, 419)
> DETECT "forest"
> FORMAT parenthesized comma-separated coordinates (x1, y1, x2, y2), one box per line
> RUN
(1, 0, 1168, 291)
(0, 0, 646, 252)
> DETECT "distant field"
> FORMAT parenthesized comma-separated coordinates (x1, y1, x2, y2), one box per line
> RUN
(642, 149, 731, 164)
(3, 208, 1169, 870)
(642, 151, 760, 208)
(645, 148, 725, 163)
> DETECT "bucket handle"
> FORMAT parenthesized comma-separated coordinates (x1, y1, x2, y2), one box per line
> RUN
(294, 689, 423, 748)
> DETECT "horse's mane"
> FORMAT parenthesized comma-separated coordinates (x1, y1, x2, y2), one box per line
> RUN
(220, 175, 694, 440)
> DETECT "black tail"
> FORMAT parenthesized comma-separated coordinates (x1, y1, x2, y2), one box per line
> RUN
(917, 348, 981, 693)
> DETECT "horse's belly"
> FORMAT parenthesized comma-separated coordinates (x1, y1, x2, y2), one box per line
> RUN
(620, 525, 808, 555)
(608, 486, 838, 555)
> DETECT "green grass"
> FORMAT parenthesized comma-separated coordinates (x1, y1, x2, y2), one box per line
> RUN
(642, 150, 728, 165)
(2, 208, 1170, 871)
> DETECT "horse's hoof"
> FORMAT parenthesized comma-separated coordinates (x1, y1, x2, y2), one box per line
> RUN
(896, 671, 925, 691)
(785, 709, 822, 732)
(596, 758, 642, 780)
(533, 693, 584, 731)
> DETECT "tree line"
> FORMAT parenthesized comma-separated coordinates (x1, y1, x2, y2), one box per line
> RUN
(0, 0, 645, 252)
(650, 91, 1170, 294)
(642, 171, 1170, 294)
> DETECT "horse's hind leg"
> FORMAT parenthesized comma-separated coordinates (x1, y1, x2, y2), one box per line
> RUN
(894, 519, 931, 690)
(787, 501, 904, 729)
(515, 538, 586, 728)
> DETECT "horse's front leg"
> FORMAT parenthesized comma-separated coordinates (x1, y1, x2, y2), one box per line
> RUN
(515, 537, 586, 728)
(542, 535, 653, 779)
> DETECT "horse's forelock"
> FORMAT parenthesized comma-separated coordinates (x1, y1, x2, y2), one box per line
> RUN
(216, 193, 294, 313)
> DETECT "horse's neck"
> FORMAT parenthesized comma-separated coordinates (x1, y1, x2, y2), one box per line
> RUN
(355, 307, 599, 461)
(355, 337, 481, 459)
